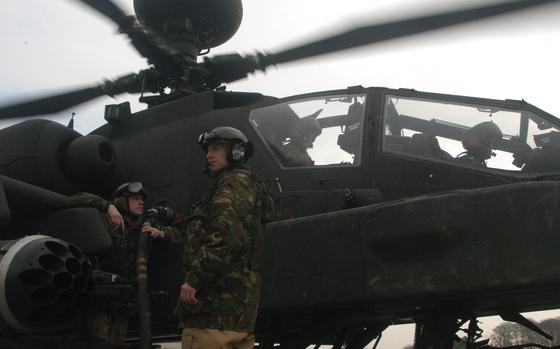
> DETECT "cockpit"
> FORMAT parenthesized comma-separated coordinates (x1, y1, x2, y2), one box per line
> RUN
(249, 94, 366, 168)
(382, 95, 560, 174)
(249, 90, 560, 175)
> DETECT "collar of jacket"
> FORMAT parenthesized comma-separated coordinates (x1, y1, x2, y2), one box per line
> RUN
(207, 162, 249, 179)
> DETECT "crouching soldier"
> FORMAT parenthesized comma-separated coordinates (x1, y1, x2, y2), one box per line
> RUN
(69, 181, 179, 344)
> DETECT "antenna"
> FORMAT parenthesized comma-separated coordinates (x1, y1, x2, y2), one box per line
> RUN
(67, 112, 76, 129)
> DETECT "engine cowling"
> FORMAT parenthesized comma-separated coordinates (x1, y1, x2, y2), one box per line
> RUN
(0, 235, 92, 333)
(0, 119, 116, 195)
(63, 134, 116, 182)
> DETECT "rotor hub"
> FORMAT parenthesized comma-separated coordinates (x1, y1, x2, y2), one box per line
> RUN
(133, 0, 243, 54)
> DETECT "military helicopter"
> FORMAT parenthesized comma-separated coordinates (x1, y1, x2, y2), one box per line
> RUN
(1, 0, 560, 348)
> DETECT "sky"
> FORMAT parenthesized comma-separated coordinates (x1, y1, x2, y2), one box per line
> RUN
(2, 0, 560, 348)
(1, 0, 560, 133)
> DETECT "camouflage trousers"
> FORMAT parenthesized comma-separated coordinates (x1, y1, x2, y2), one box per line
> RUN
(83, 310, 129, 344)
(181, 328, 255, 349)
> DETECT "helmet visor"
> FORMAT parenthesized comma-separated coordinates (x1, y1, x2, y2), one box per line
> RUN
(198, 131, 217, 145)
(198, 130, 230, 148)
(127, 182, 144, 194)
(114, 181, 146, 198)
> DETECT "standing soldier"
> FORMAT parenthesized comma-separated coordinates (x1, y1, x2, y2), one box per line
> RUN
(70, 182, 179, 344)
(177, 127, 273, 349)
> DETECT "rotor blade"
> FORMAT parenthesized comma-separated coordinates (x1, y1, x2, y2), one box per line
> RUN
(204, 0, 560, 85)
(0, 72, 148, 119)
(271, 0, 560, 65)
(0, 86, 105, 119)
(76, 0, 129, 28)
(75, 0, 184, 69)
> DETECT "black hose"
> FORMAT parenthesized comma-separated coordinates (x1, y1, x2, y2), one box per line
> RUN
(137, 224, 152, 349)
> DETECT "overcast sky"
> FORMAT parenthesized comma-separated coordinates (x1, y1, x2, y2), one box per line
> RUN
(2, 0, 560, 133)
(2, 1, 560, 348)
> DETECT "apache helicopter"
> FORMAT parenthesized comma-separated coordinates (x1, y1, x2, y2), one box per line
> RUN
(1, 0, 560, 348)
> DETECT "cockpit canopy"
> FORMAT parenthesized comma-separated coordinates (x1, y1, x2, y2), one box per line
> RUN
(250, 94, 366, 168)
(249, 89, 560, 175)
(382, 95, 560, 173)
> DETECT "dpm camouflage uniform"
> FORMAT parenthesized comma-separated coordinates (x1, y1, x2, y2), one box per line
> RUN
(69, 192, 179, 281)
(177, 164, 273, 333)
(69, 192, 179, 343)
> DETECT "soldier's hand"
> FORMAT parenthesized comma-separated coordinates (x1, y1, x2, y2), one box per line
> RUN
(142, 225, 165, 239)
(107, 204, 125, 231)
(180, 282, 198, 304)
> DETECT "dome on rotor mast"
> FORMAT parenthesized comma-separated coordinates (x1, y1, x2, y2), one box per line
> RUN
(133, 0, 243, 51)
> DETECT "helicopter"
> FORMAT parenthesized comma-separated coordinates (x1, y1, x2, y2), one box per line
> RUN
(1, 0, 560, 348)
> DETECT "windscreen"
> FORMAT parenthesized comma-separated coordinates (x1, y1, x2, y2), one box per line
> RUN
(382, 95, 560, 173)
(250, 94, 366, 168)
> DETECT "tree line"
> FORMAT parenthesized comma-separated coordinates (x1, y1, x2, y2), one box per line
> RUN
(401, 318, 560, 349)
(490, 318, 560, 347)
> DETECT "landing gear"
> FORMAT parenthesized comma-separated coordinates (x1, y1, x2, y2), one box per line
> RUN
(413, 311, 484, 349)
(413, 313, 461, 349)
(413, 309, 557, 349)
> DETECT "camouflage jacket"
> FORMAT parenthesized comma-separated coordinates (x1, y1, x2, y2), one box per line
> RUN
(69, 192, 179, 283)
(177, 164, 273, 333)
(277, 142, 314, 167)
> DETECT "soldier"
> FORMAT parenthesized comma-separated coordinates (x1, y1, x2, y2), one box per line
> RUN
(277, 111, 322, 167)
(70, 182, 179, 344)
(456, 121, 503, 167)
(177, 127, 273, 349)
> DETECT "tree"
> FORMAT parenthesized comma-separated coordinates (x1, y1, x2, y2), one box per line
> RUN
(490, 318, 560, 347)
(490, 321, 532, 346)
(536, 318, 560, 346)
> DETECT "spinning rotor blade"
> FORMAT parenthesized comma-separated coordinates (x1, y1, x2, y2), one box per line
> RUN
(0, 72, 149, 119)
(0, 87, 105, 119)
(205, 0, 560, 83)
(76, 0, 130, 28)
(75, 0, 184, 69)
(271, 0, 560, 65)
(3, 0, 558, 119)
